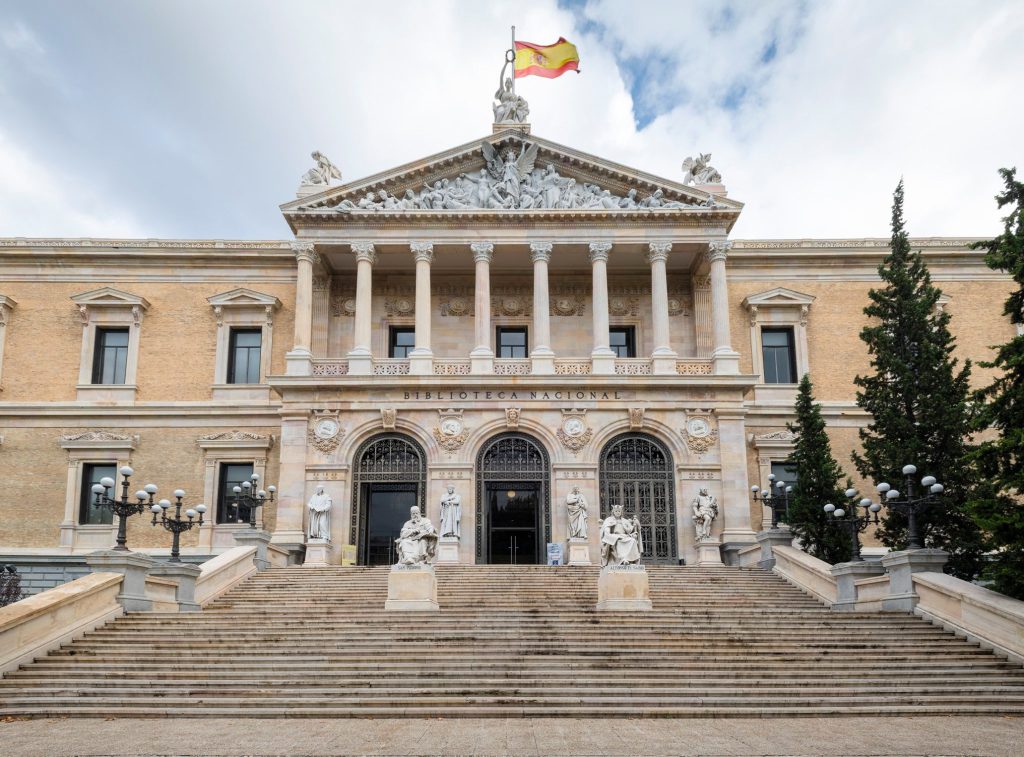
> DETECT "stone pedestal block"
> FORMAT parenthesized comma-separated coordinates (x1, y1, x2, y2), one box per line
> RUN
(284, 349, 313, 376)
(567, 538, 592, 566)
(696, 540, 724, 566)
(303, 538, 336, 567)
(150, 562, 203, 612)
(830, 560, 885, 612)
(590, 352, 615, 375)
(596, 566, 652, 611)
(651, 353, 678, 376)
(346, 352, 373, 376)
(234, 529, 273, 571)
(408, 353, 434, 376)
(880, 548, 949, 612)
(435, 537, 461, 565)
(85, 551, 156, 612)
(755, 527, 794, 569)
(385, 564, 439, 611)
(712, 347, 741, 375)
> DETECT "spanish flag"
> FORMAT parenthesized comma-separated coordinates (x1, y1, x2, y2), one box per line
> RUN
(514, 37, 580, 79)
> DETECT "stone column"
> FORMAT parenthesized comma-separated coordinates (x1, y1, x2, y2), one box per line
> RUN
(647, 241, 677, 374)
(409, 241, 434, 376)
(589, 241, 615, 375)
(707, 240, 740, 375)
(530, 241, 554, 375)
(285, 241, 318, 375)
(270, 410, 308, 555)
(470, 241, 494, 374)
(347, 242, 376, 375)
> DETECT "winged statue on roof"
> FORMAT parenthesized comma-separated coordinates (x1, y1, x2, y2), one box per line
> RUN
(481, 140, 539, 204)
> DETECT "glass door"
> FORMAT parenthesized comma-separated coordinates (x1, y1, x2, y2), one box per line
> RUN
(364, 484, 418, 566)
(486, 482, 540, 564)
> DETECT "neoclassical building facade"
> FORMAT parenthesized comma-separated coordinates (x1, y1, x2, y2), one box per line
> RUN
(0, 126, 1015, 585)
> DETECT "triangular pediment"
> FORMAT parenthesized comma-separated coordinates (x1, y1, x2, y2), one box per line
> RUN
(71, 287, 150, 310)
(281, 130, 742, 228)
(207, 288, 282, 309)
(742, 287, 816, 309)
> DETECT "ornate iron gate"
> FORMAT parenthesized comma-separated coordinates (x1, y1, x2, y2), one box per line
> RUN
(350, 434, 427, 564)
(475, 432, 551, 563)
(599, 433, 677, 563)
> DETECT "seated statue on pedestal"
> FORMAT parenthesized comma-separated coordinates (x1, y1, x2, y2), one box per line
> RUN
(600, 504, 643, 567)
(395, 506, 438, 566)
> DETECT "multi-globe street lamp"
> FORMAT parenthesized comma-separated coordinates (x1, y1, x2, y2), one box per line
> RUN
(150, 490, 206, 562)
(91, 466, 158, 551)
(751, 473, 792, 528)
(226, 473, 276, 529)
(823, 489, 882, 561)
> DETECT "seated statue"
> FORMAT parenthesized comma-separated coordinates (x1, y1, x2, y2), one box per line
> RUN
(600, 504, 643, 567)
(395, 506, 438, 566)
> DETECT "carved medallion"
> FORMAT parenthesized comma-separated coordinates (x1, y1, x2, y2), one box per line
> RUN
(609, 296, 639, 317)
(550, 295, 585, 317)
(384, 297, 415, 317)
(557, 409, 593, 454)
(628, 407, 645, 429)
(667, 294, 691, 317)
(441, 295, 472, 317)
(683, 411, 718, 456)
(308, 412, 344, 454)
(505, 407, 521, 428)
(432, 409, 467, 453)
(331, 294, 356, 317)
(381, 408, 397, 430)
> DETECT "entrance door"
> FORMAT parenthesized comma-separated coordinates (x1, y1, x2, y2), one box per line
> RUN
(364, 484, 418, 566)
(486, 482, 540, 564)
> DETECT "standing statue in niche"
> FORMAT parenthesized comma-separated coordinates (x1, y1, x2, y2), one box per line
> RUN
(600, 504, 643, 566)
(307, 485, 332, 540)
(692, 487, 719, 542)
(566, 485, 589, 540)
(439, 485, 461, 539)
(300, 151, 342, 186)
(395, 506, 438, 565)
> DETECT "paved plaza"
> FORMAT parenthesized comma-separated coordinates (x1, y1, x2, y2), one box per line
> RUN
(1, 716, 1022, 756)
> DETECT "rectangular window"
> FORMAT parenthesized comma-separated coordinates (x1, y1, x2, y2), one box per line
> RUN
(761, 327, 797, 384)
(79, 463, 117, 525)
(609, 326, 636, 358)
(770, 461, 798, 492)
(388, 327, 416, 358)
(227, 328, 262, 384)
(496, 327, 528, 358)
(92, 328, 129, 384)
(216, 462, 255, 524)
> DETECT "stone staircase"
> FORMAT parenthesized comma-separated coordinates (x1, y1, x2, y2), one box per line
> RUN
(2, 564, 1023, 717)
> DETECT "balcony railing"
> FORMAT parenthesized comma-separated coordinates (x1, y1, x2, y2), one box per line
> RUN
(372, 359, 411, 375)
(311, 359, 349, 376)
(308, 357, 714, 377)
(433, 359, 472, 375)
(676, 359, 713, 375)
(554, 359, 592, 375)
(493, 359, 531, 376)
(613, 359, 653, 375)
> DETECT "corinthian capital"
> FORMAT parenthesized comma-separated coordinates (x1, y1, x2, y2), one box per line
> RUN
(706, 240, 732, 263)
(588, 241, 612, 263)
(291, 240, 319, 265)
(470, 241, 494, 263)
(410, 241, 434, 264)
(530, 241, 553, 263)
(647, 242, 672, 264)
(351, 242, 377, 264)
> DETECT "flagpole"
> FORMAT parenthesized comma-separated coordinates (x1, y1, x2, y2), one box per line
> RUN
(510, 25, 516, 96)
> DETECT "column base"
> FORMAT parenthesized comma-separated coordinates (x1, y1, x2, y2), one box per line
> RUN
(696, 540, 724, 566)
(385, 564, 439, 611)
(150, 563, 203, 612)
(830, 560, 885, 612)
(303, 538, 336, 567)
(435, 536, 461, 565)
(590, 349, 616, 375)
(470, 348, 494, 375)
(234, 529, 273, 571)
(755, 526, 793, 569)
(408, 351, 434, 376)
(597, 565, 652, 611)
(285, 349, 313, 376)
(346, 350, 373, 376)
(712, 347, 741, 375)
(567, 537, 592, 566)
(651, 351, 678, 376)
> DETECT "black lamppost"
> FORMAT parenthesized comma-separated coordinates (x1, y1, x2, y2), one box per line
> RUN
(91, 466, 158, 551)
(226, 473, 276, 529)
(875, 464, 945, 550)
(150, 489, 207, 562)
(751, 473, 792, 528)
(823, 488, 882, 561)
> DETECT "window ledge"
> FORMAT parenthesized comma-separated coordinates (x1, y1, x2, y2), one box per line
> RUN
(75, 384, 138, 403)
(211, 384, 272, 401)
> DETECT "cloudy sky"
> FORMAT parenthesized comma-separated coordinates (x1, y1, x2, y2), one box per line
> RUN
(1, 0, 1021, 240)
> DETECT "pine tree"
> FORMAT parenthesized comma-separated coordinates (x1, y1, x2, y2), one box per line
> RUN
(969, 167, 1024, 599)
(852, 180, 985, 579)
(786, 374, 852, 563)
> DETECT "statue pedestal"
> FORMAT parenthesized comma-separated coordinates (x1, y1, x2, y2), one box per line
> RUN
(696, 539, 724, 566)
(567, 537, 592, 566)
(303, 538, 335, 567)
(435, 536, 461, 565)
(596, 565, 652, 611)
(385, 564, 439, 611)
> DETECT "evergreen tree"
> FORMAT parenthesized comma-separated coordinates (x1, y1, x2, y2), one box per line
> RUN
(852, 180, 984, 579)
(969, 167, 1024, 599)
(787, 374, 852, 563)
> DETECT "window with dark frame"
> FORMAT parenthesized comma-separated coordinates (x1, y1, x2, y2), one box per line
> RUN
(79, 463, 116, 525)
(388, 327, 416, 358)
(496, 326, 528, 358)
(609, 326, 637, 358)
(216, 462, 255, 524)
(227, 328, 262, 384)
(761, 327, 797, 384)
(770, 461, 799, 491)
(91, 328, 129, 384)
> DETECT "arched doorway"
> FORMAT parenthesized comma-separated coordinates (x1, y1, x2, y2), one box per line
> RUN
(475, 432, 551, 564)
(350, 434, 427, 565)
(599, 433, 677, 564)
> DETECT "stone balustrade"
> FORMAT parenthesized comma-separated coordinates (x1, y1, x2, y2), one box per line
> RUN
(193, 546, 258, 606)
(308, 356, 715, 378)
(770, 545, 838, 605)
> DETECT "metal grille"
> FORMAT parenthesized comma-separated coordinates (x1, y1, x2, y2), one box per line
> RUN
(600, 434, 677, 563)
(350, 434, 426, 549)
(475, 433, 551, 562)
